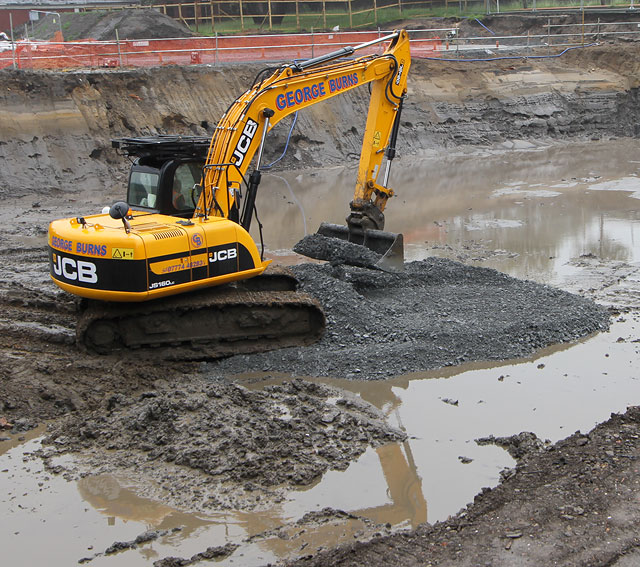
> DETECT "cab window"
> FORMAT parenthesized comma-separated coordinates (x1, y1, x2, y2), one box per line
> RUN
(172, 162, 203, 211)
(129, 171, 160, 208)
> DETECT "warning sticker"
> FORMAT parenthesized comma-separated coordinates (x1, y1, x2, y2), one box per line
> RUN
(112, 247, 134, 260)
(372, 131, 381, 148)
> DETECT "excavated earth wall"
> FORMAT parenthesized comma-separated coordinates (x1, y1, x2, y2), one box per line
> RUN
(1, 42, 639, 198)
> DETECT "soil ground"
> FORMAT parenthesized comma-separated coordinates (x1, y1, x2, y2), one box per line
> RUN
(1, 10, 640, 567)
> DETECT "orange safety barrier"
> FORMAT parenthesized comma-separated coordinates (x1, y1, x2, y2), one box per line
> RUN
(0, 32, 442, 70)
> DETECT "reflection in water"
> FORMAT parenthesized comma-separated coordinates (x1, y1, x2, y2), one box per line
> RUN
(71, 443, 427, 563)
(231, 437, 427, 559)
(77, 475, 214, 538)
(365, 440, 427, 528)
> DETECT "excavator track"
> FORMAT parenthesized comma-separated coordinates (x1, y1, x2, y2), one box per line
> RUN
(77, 270, 325, 360)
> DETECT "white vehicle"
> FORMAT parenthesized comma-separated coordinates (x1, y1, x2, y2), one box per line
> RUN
(0, 31, 12, 52)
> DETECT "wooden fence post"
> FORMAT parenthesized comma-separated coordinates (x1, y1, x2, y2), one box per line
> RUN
(210, 0, 214, 31)
(296, 0, 300, 30)
(322, 0, 326, 29)
(268, 0, 273, 29)
(239, 0, 244, 31)
(348, 0, 353, 28)
(373, 0, 377, 24)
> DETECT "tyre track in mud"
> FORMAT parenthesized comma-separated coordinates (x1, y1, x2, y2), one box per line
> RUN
(0, 246, 76, 348)
(0, 245, 198, 419)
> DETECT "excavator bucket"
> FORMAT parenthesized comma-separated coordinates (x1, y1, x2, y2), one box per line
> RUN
(317, 222, 405, 272)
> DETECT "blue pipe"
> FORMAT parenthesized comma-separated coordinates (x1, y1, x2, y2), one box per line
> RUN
(475, 18, 496, 36)
(262, 111, 298, 170)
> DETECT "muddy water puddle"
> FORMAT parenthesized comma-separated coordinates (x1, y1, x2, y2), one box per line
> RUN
(4, 138, 640, 565)
(259, 138, 640, 286)
(242, 311, 639, 528)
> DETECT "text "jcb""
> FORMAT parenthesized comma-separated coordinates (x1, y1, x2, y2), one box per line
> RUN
(52, 255, 98, 284)
(232, 119, 259, 167)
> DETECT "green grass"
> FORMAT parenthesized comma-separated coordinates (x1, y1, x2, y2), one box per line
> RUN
(494, 0, 632, 9)
(194, 5, 477, 35)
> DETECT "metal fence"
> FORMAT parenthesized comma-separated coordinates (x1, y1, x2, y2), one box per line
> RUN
(0, 30, 442, 70)
(1, 17, 638, 70)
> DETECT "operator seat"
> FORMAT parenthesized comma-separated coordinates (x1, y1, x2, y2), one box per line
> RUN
(130, 182, 148, 206)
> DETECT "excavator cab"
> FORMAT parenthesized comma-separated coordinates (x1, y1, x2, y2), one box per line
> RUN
(114, 136, 210, 219)
(126, 158, 203, 218)
(127, 159, 204, 218)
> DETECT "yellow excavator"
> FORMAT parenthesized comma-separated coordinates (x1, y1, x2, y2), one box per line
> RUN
(48, 30, 411, 358)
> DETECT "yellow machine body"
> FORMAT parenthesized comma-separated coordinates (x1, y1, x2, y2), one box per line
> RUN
(49, 211, 269, 301)
(49, 30, 410, 303)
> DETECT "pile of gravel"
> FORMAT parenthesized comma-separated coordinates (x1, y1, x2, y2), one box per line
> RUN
(208, 257, 611, 379)
(24, 9, 194, 41)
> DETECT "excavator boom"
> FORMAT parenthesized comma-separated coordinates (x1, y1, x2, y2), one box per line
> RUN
(197, 30, 410, 252)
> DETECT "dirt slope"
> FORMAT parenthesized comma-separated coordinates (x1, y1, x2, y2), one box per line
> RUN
(23, 8, 194, 41)
(1, 41, 638, 199)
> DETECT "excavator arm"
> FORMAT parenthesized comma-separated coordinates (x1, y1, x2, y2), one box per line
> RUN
(195, 30, 411, 240)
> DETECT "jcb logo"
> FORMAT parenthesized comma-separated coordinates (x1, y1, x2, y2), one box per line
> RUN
(52, 254, 98, 284)
(232, 119, 259, 167)
(209, 248, 237, 263)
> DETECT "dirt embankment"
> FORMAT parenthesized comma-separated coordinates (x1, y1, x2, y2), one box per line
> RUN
(2, 41, 640, 198)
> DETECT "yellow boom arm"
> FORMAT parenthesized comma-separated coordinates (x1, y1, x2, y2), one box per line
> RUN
(196, 30, 411, 231)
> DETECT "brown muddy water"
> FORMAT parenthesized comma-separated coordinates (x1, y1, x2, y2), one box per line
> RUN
(2, 139, 640, 566)
(259, 138, 640, 284)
